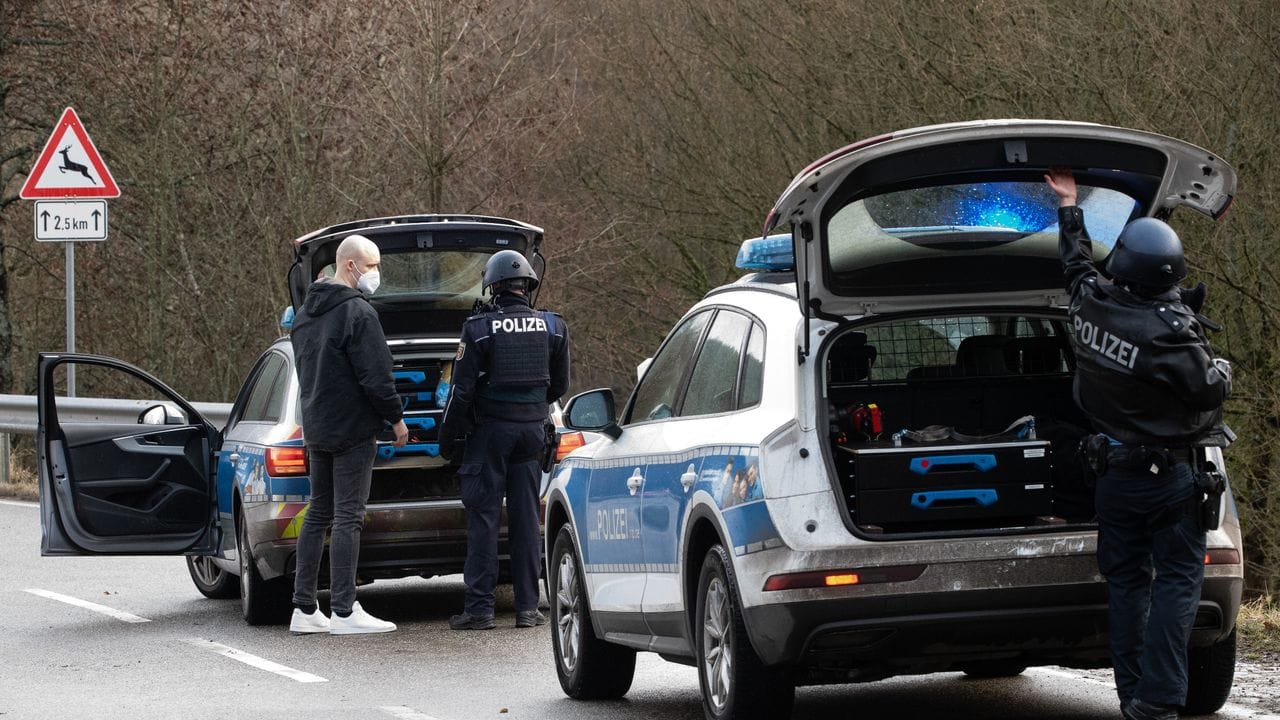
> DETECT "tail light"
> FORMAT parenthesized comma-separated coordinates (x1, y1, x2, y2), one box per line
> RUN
(1204, 548, 1240, 565)
(266, 447, 309, 477)
(555, 431, 586, 462)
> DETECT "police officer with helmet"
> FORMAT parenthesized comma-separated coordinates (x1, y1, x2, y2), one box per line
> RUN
(1046, 168, 1232, 720)
(439, 249, 570, 630)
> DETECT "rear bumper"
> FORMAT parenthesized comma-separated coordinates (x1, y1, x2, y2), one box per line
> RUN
(741, 575, 1242, 682)
(242, 499, 518, 581)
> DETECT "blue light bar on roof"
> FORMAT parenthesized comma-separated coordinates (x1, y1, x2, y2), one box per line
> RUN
(735, 233, 794, 272)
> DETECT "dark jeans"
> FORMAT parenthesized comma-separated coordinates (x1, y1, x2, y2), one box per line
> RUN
(458, 419, 545, 617)
(292, 438, 377, 616)
(1096, 459, 1205, 707)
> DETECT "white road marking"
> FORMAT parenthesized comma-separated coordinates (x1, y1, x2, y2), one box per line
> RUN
(23, 588, 151, 623)
(378, 707, 445, 720)
(185, 639, 327, 683)
(0, 498, 38, 508)
(1030, 667, 1280, 720)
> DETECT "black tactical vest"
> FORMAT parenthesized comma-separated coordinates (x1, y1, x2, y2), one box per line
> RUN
(485, 305, 551, 389)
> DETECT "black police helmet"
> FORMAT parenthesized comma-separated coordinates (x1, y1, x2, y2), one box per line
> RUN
(1104, 217, 1187, 290)
(482, 249, 540, 293)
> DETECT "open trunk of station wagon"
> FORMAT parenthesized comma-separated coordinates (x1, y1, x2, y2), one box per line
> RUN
(285, 215, 547, 504)
(762, 120, 1238, 538)
(823, 312, 1097, 537)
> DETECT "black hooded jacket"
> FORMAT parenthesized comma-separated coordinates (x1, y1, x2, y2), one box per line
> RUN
(290, 279, 402, 452)
(1058, 206, 1229, 445)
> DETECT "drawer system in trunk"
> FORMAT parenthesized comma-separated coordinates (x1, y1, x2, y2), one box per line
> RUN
(840, 441, 1053, 530)
(374, 349, 452, 457)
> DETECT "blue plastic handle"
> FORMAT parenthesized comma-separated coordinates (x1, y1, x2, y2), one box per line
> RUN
(911, 488, 998, 509)
(909, 454, 997, 475)
(393, 371, 428, 385)
(377, 443, 441, 460)
(404, 417, 437, 431)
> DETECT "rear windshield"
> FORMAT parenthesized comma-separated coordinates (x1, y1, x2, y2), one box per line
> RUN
(824, 181, 1138, 296)
(323, 249, 489, 310)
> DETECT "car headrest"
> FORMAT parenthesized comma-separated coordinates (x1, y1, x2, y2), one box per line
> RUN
(830, 332, 877, 382)
(955, 335, 1013, 376)
(1010, 336, 1068, 374)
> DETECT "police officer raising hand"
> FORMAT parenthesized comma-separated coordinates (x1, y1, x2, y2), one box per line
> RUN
(1046, 168, 1231, 720)
(439, 249, 570, 631)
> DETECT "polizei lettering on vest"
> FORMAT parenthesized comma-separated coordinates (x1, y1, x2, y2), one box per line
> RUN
(1073, 316, 1140, 369)
(491, 316, 548, 335)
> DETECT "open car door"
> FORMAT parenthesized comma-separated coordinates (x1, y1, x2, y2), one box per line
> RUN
(38, 353, 220, 556)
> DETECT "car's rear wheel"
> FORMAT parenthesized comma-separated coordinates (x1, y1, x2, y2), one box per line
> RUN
(186, 555, 238, 599)
(695, 544, 794, 720)
(550, 525, 636, 699)
(238, 514, 291, 625)
(1182, 628, 1236, 715)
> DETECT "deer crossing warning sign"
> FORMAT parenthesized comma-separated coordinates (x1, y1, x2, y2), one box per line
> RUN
(20, 107, 120, 199)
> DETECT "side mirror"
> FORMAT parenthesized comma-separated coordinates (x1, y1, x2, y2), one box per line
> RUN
(139, 404, 186, 426)
(563, 388, 622, 440)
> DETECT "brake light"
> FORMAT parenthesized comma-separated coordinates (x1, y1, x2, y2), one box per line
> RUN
(266, 447, 309, 477)
(1204, 548, 1240, 565)
(555, 431, 586, 462)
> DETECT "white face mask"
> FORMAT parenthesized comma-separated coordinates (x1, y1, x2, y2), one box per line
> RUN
(355, 267, 381, 295)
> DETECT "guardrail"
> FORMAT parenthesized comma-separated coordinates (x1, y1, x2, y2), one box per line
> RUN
(0, 394, 234, 485)
(0, 394, 233, 434)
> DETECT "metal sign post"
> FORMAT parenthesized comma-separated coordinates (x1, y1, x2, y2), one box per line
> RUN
(66, 242, 76, 396)
(19, 107, 119, 398)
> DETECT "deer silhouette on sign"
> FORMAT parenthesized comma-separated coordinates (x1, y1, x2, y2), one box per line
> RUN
(58, 145, 96, 183)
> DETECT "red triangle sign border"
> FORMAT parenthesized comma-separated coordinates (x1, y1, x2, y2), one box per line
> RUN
(19, 106, 121, 199)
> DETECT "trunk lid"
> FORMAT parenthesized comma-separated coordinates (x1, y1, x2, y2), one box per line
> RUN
(287, 215, 545, 339)
(764, 120, 1236, 317)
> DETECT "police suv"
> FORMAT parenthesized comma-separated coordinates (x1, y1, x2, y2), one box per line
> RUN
(545, 120, 1245, 719)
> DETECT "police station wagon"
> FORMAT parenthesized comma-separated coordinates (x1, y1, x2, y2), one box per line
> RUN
(35, 215, 579, 625)
(545, 120, 1245, 720)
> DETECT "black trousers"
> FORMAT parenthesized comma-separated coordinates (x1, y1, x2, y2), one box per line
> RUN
(458, 419, 545, 617)
(1095, 458, 1205, 707)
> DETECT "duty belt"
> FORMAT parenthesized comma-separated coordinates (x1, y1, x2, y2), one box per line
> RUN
(1106, 444, 1196, 473)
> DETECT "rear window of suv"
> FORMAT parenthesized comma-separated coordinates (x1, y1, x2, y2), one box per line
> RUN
(823, 181, 1138, 297)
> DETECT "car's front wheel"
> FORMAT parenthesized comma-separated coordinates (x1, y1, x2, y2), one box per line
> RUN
(238, 515, 291, 625)
(1182, 628, 1236, 715)
(550, 525, 636, 699)
(186, 555, 238, 599)
(695, 544, 794, 720)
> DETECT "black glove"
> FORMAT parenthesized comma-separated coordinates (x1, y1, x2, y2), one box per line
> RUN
(1179, 282, 1208, 313)
(438, 430, 462, 463)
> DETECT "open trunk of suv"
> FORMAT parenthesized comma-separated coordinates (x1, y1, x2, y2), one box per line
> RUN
(823, 311, 1097, 537)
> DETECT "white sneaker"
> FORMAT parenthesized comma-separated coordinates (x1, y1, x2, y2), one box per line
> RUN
(289, 607, 330, 634)
(329, 601, 396, 635)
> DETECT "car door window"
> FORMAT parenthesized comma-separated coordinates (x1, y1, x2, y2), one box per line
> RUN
(680, 311, 751, 417)
(626, 311, 712, 424)
(738, 322, 765, 409)
(241, 354, 287, 423)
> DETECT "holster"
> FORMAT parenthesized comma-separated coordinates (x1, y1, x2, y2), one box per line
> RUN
(1193, 462, 1226, 531)
(1083, 434, 1110, 479)
(540, 420, 558, 474)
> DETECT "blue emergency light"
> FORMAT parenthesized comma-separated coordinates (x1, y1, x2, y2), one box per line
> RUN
(280, 306, 295, 330)
(735, 233, 794, 272)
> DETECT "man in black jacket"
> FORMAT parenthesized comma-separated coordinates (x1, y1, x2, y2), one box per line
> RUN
(288, 234, 408, 635)
(439, 249, 570, 630)
(1046, 169, 1231, 720)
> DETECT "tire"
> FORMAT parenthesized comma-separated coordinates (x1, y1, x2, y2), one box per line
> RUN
(238, 515, 291, 626)
(695, 544, 795, 720)
(962, 661, 1027, 679)
(550, 525, 636, 699)
(186, 555, 238, 599)
(1182, 628, 1236, 715)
